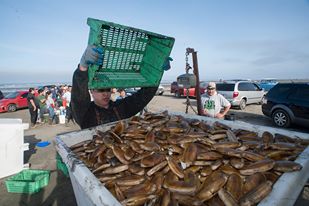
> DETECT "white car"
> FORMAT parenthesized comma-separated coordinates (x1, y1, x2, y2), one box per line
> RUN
(216, 80, 266, 110)
(156, 85, 164, 95)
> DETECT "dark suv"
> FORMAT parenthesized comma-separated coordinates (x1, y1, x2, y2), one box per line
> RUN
(262, 83, 309, 128)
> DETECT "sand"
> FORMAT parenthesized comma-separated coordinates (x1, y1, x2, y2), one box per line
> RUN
(0, 93, 308, 206)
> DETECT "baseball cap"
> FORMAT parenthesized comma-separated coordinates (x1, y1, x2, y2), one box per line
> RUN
(207, 82, 216, 90)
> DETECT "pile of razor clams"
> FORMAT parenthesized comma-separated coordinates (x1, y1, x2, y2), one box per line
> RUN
(70, 111, 308, 206)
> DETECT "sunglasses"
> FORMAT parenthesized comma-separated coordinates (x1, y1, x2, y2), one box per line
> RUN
(93, 88, 111, 92)
(207, 87, 215, 90)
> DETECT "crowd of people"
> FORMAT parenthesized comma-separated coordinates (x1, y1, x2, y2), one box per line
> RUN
(27, 85, 74, 128)
(26, 85, 132, 128)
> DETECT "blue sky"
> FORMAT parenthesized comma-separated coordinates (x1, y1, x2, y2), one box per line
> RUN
(0, 0, 309, 84)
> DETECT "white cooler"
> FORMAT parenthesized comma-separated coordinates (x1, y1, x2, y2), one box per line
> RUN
(0, 118, 29, 179)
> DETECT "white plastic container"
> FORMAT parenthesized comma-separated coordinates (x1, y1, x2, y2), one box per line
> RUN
(0, 118, 29, 179)
(55, 112, 309, 206)
(59, 114, 66, 124)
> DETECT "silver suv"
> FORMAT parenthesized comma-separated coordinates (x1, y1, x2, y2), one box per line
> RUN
(216, 81, 266, 110)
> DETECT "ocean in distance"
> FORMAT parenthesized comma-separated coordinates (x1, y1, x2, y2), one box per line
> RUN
(0, 80, 174, 96)
(0, 82, 71, 96)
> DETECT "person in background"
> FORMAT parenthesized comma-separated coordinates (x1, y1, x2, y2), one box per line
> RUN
(44, 86, 49, 94)
(62, 85, 74, 126)
(51, 86, 58, 100)
(0, 90, 4, 100)
(71, 45, 171, 129)
(45, 91, 56, 125)
(110, 88, 120, 102)
(37, 89, 47, 123)
(27, 88, 39, 128)
(201, 82, 231, 119)
(116, 89, 126, 100)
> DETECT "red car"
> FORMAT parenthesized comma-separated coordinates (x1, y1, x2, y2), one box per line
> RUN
(170, 81, 207, 98)
(0, 91, 29, 113)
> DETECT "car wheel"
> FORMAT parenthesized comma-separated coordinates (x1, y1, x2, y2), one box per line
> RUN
(7, 104, 17, 112)
(239, 99, 246, 110)
(175, 91, 181, 98)
(272, 109, 291, 128)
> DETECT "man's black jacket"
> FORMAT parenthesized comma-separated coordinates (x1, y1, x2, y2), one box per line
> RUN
(71, 68, 158, 129)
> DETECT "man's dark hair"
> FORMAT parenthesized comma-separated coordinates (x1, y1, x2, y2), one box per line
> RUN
(38, 89, 44, 94)
(29, 88, 35, 92)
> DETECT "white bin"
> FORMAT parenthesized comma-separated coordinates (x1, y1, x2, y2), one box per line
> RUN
(0, 118, 29, 179)
(55, 112, 309, 206)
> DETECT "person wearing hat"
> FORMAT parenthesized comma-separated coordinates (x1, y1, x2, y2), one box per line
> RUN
(71, 45, 172, 129)
(201, 82, 231, 119)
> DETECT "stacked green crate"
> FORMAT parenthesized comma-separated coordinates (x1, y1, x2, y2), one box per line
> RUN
(5, 169, 50, 194)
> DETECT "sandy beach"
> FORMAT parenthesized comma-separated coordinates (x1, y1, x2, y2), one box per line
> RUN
(0, 93, 308, 206)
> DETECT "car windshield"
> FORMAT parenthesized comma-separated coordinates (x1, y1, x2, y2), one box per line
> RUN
(216, 83, 235, 91)
(261, 79, 277, 83)
(4, 91, 19, 99)
(200, 82, 208, 88)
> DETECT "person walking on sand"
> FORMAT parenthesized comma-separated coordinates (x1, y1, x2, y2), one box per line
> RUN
(71, 45, 172, 129)
(201, 82, 231, 119)
(27, 88, 39, 128)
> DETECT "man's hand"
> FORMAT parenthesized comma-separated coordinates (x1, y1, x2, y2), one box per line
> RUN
(162, 57, 173, 71)
(215, 113, 225, 119)
(79, 45, 104, 71)
(202, 110, 210, 117)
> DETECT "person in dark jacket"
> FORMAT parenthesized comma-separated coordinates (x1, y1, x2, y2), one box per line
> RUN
(0, 90, 4, 100)
(27, 88, 39, 128)
(71, 45, 171, 129)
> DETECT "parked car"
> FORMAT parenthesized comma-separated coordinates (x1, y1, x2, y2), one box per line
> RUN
(125, 85, 164, 96)
(170, 81, 206, 98)
(156, 85, 164, 95)
(124, 88, 138, 96)
(170, 81, 179, 94)
(0, 90, 4, 100)
(259, 78, 278, 92)
(0, 91, 29, 113)
(262, 83, 309, 128)
(216, 81, 266, 110)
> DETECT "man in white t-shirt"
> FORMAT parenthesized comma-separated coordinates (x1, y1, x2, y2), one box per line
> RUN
(201, 82, 231, 118)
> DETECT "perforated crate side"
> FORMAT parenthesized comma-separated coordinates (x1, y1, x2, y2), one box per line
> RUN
(5, 169, 50, 193)
(86, 18, 174, 89)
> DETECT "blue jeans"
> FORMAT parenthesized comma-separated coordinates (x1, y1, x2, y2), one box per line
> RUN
(48, 107, 55, 119)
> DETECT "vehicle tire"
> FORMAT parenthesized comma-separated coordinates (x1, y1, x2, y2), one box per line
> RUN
(175, 91, 181, 98)
(239, 99, 247, 110)
(159, 91, 164, 95)
(7, 104, 17, 112)
(272, 109, 291, 128)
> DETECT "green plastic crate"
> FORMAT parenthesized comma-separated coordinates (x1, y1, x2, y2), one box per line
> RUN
(56, 153, 69, 177)
(5, 169, 50, 194)
(87, 18, 175, 89)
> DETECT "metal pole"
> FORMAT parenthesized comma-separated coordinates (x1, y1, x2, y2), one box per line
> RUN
(191, 50, 203, 115)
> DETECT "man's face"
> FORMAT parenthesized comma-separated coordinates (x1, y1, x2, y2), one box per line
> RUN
(91, 89, 112, 108)
(207, 87, 216, 96)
